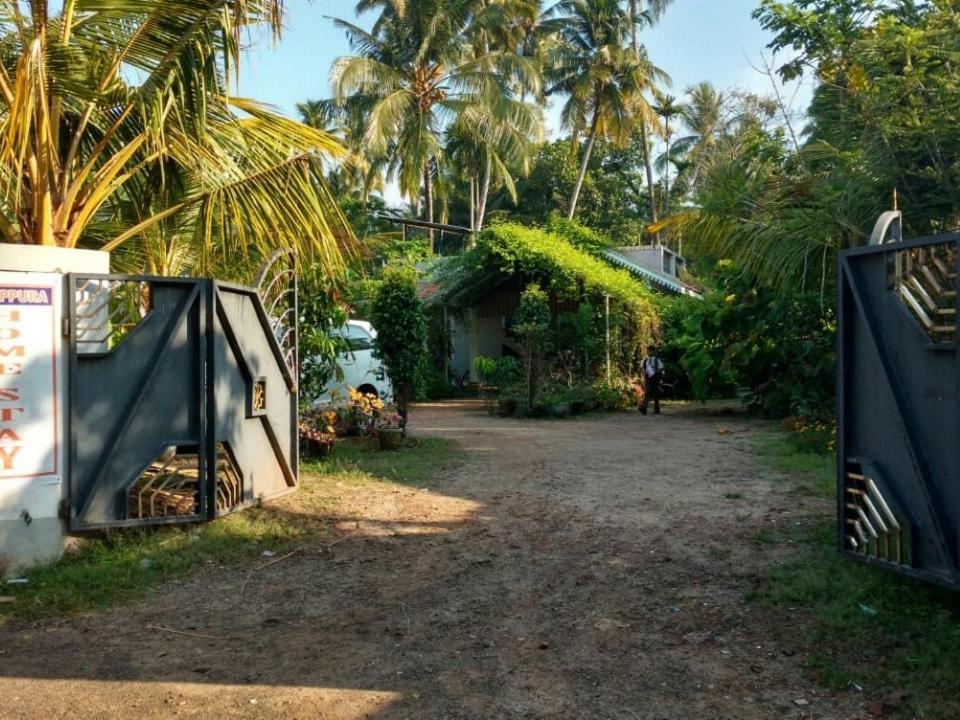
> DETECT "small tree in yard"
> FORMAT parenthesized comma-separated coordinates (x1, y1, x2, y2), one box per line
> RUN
(370, 268, 427, 432)
(514, 284, 552, 409)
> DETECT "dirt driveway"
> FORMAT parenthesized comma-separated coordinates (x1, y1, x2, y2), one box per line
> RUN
(0, 401, 866, 720)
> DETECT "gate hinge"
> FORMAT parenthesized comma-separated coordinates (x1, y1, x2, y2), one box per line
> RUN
(61, 317, 71, 338)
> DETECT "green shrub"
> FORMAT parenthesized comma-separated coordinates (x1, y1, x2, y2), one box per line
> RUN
(369, 267, 427, 425)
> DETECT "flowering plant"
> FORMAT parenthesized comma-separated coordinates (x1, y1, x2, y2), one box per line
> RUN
(299, 409, 337, 458)
(334, 387, 384, 436)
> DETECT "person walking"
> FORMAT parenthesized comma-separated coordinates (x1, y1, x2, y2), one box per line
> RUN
(640, 345, 665, 415)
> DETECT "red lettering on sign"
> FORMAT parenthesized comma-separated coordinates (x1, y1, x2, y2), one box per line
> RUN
(0, 427, 22, 442)
(0, 446, 22, 470)
(0, 346, 25, 358)
(0, 388, 18, 401)
(0, 309, 20, 323)
(0, 407, 23, 422)
(0, 363, 22, 375)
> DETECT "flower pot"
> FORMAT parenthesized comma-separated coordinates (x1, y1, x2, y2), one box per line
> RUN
(570, 401, 587, 416)
(497, 398, 518, 417)
(378, 428, 403, 450)
(301, 436, 334, 459)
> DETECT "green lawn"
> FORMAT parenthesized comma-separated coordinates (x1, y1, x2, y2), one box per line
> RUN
(754, 433, 960, 719)
(0, 437, 458, 625)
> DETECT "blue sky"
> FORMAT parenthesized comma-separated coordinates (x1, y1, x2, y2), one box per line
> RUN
(239, 0, 808, 120)
(237, 0, 810, 203)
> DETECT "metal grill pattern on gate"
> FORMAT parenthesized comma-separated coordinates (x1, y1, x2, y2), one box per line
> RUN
(838, 233, 959, 588)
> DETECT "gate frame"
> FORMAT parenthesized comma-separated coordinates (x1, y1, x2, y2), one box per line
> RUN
(837, 232, 960, 589)
(66, 274, 298, 531)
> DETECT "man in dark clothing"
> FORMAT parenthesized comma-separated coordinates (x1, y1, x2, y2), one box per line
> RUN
(640, 345, 664, 415)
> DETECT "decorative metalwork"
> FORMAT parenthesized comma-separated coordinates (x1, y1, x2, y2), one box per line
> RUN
(255, 250, 298, 382)
(843, 462, 910, 567)
(74, 278, 153, 353)
(892, 242, 957, 343)
(215, 443, 243, 516)
(128, 446, 201, 520)
(252, 378, 267, 414)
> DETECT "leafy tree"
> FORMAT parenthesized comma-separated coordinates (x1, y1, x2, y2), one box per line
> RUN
(0, 0, 350, 282)
(369, 267, 428, 428)
(510, 138, 649, 237)
(514, 283, 552, 407)
(663, 261, 835, 418)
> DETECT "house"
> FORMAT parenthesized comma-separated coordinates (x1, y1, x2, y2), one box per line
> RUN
(423, 223, 696, 383)
(602, 244, 703, 298)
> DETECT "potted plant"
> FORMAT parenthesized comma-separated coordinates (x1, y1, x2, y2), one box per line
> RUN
(337, 387, 384, 436)
(299, 410, 338, 458)
(474, 355, 498, 395)
(377, 414, 404, 450)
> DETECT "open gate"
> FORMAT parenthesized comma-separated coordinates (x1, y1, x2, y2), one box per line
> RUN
(67, 259, 298, 530)
(838, 232, 959, 588)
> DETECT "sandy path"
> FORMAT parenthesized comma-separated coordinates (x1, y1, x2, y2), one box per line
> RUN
(0, 401, 866, 719)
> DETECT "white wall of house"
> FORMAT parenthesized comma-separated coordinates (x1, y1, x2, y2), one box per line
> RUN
(0, 245, 109, 574)
(448, 309, 513, 383)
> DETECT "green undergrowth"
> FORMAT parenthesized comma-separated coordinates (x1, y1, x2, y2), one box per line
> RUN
(0, 437, 458, 625)
(753, 432, 960, 719)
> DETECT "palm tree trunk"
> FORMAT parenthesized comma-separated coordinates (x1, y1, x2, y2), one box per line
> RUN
(424, 164, 435, 252)
(469, 176, 476, 231)
(640, 119, 659, 239)
(476, 156, 492, 231)
(568, 110, 600, 221)
(629, 0, 660, 242)
(663, 119, 672, 219)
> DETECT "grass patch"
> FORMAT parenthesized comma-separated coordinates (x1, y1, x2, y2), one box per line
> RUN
(724, 491, 745, 500)
(708, 546, 733, 561)
(1, 437, 458, 625)
(753, 432, 960, 719)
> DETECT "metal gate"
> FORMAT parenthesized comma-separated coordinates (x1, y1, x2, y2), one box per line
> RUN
(838, 233, 959, 587)
(67, 267, 298, 530)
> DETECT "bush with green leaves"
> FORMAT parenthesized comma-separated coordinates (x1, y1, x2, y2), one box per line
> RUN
(298, 266, 348, 408)
(369, 267, 427, 427)
(663, 260, 835, 419)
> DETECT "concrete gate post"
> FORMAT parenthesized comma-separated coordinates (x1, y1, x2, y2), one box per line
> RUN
(0, 245, 109, 575)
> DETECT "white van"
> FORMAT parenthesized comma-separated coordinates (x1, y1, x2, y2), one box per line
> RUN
(314, 320, 393, 405)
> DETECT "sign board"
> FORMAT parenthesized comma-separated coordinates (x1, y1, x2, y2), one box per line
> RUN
(0, 282, 58, 480)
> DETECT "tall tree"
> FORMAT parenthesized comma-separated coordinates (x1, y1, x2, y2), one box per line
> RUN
(0, 0, 351, 281)
(653, 93, 682, 218)
(543, 0, 667, 220)
(626, 0, 674, 234)
(669, 82, 729, 195)
(332, 0, 539, 241)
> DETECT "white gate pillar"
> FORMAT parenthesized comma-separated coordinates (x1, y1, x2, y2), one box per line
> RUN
(0, 245, 109, 574)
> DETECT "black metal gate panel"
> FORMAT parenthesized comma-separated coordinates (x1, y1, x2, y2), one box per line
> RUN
(838, 234, 959, 587)
(68, 276, 297, 530)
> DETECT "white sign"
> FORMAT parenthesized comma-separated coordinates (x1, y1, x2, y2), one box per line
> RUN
(0, 283, 58, 479)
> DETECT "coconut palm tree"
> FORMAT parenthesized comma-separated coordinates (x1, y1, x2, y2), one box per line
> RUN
(624, 0, 674, 231)
(667, 82, 729, 195)
(297, 96, 385, 200)
(0, 0, 351, 281)
(543, 0, 667, 220)
(332, 0, 539, 242)
(653, 93, 682, 218)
